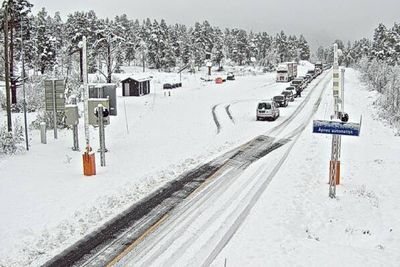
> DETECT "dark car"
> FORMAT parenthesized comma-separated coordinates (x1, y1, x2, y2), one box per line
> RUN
(227, 72, 235, 80)
(273, 95, 288, 107)
(281, 90, 294, 102)
(285, 86, 298, 98)
(163, 83, 172, 89)
(307, 69, 317, 78)
(290, 78, 305, 91)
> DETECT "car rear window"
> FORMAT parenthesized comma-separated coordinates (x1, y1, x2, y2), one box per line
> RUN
(273, 96, 284, 101)
(258, 103, 271, 109)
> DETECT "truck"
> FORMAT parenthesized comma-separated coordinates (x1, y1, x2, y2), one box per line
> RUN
(314, 61, 323, 74)
(276, 62, 297, 82)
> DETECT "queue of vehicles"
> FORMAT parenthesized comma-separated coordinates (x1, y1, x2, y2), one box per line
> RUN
(257, 63, 326, 121)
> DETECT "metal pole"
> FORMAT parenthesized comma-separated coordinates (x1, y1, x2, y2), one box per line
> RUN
(98, 105, 106, 167)
(40, 122, 47, 144)
(329, 43, 340, 198)
(341, 68, 345, 112)
(52, 79, 58, 139)
(4, 8, 12, 132)
(71, 96, 79, 151)
(82, 36, 90, 150)
(21, 18, 29, 150)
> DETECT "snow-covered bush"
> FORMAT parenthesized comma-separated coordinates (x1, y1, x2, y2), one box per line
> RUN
(15, 76, 46, 112)
(0, 90, 5, 110)
(0, 119, 25, 155)
(31, 111, 67, 130)
(358, 57, 400, 131)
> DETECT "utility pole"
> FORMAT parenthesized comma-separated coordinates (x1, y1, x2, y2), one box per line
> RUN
(329, 43, 341, 198)
(81, 36, 90, 149)
(4, 7, 12, 132)
(21, 18, 29, 150)
(9, 0, 16, 105)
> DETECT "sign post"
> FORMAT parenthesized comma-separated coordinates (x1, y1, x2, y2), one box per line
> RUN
(96, 104, 107, 167)
(45, 79, 65, 139)
(313, 119, 361, 197)
(80, 36, 97, 176)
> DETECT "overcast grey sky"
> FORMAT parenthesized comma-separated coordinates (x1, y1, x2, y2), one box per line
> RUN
(30, 0, 400, 51)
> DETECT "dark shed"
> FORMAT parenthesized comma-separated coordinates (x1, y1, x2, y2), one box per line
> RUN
(121, 76, 151, 97)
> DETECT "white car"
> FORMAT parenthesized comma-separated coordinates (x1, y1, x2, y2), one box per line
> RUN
(256, 100, 280, 121)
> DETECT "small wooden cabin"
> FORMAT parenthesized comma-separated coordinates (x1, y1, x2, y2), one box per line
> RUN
(121, 76, 151, 97)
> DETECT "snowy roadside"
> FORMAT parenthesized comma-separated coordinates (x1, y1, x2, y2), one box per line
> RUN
(212, 68, 400, 266)
(0, 64, 315, 267)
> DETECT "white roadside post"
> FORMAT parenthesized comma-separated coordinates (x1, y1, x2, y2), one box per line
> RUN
(329, 43, 341, 198)
(313, 45, 360, 198)
(81, 36, 90, 150)
(341, 68, 346, 113)
(206, 61, 212, 76)
(80, 36, 97, 176)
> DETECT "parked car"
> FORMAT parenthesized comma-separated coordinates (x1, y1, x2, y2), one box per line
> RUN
(305, 74, 313, 83)
(285, 86, 299, 98)
(256, 100, 280, 121)
(307, 69, 317, 78)
(272, 95, 288, 107)
(281, 90, 295, 102)
(298, 76, 307, 85)
(290, 78, 305, 91)
(227, 72, 235, 80)
(163, 83, 172, 89)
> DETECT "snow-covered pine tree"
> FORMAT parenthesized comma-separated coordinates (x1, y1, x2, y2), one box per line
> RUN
(147, 19, 161, 69)
(211, 27, 224, 69)
(372, 23, 389, 61)
(35, 8, 56, 74)
(190, 22, 206, 69)
(298, 34, 310, 60)
(230, 28, 248, 65)
(275, 30, 288, 62)
(93, 18, 125, 82)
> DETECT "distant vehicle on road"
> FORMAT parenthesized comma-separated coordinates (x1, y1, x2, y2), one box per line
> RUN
(291, 78, 305, 91)
(305, 74, 313, 83)
(281, 90, 295, 102)
(285, 86, 298, 98)
(315, 61, 323, 74)
(227, 72, 235, 80)
(307, 69, 317, 78)
(256, 100, 280, 121)
(276, 62, 297, 82)
(163, 83, 172, 89)
(272, 95, 288, 107)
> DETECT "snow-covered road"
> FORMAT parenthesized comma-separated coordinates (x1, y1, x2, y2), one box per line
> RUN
(114, 71, 332, 266)
(1, 63, 318, 266)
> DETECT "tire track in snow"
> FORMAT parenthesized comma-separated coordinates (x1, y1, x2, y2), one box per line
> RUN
(225, 105, 235, 124)
(211, 105, 221, 134)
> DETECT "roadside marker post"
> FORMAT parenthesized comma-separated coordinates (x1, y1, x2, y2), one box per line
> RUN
(80, 36, 97, 176)
(312, 44, 361, 198)
(313, 119, 361, 197)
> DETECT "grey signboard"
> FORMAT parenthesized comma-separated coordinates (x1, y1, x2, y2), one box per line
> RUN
(45, 79, 65, 112)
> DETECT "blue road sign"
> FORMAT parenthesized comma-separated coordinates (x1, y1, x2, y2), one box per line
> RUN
(313, 120, 361, 136)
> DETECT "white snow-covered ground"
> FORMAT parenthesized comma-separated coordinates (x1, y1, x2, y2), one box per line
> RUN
(211, 68, 400, 266)
(2, 64, 398, 267)
(0, 62, 313, 266)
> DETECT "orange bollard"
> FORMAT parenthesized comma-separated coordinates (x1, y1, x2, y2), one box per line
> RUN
(83, 146, 96, 176)
(329, 160, 340, 185)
